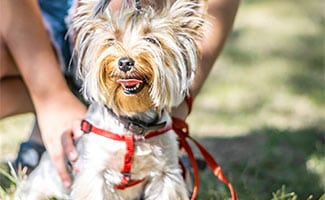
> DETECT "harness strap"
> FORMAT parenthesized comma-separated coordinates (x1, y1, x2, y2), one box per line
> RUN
(81, 120, 143, 189)
(172, 117, 238, 200)
(120, 134, 134, 185)
(114, 178, 145, 190)
(145, 124, 172, 139)
(80, 119, 172, 190)
(81, 119, 125, 141)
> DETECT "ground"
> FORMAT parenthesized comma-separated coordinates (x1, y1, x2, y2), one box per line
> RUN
(0, 0, 324, 199)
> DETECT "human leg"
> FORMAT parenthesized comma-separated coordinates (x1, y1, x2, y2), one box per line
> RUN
(1, 1, 86, 184)
(0, 40, 34, 118)
(0, 28, 45, 173)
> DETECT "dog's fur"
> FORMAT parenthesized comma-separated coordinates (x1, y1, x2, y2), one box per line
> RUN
(16, 0, 205, 199)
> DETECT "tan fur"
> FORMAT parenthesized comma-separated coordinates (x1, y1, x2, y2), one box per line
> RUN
(74, 0, 205, 115)
(98, 54, 155, 114)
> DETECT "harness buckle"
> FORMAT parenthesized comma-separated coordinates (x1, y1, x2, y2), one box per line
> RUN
(122, 172, 131, 179)
(81, 120, 92, 133)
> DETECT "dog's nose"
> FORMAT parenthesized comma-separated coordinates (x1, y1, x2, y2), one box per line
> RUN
(118, 57, 135, 72)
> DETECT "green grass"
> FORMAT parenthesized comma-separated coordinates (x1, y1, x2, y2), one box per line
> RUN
(194, 127, 324, 200)
(1, 0, 324, 199)
(188, 0, 324, 135)
(0, 163, 17, 200)
(187, 0, 324, 198)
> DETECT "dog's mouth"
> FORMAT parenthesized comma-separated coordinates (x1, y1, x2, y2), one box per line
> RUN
(117, 78, 145, 95)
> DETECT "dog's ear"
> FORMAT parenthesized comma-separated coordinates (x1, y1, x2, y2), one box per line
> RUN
(165, 0, 207, 106)
(168, 0, 207, 33)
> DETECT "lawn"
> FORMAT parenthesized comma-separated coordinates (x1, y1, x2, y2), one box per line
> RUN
(1, 0, 324, 199)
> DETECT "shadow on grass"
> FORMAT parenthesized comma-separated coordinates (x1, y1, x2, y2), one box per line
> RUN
(196, 126, 324, 200)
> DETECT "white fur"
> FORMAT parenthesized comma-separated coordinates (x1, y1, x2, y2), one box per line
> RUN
(16, 104, 188, 200)
(16, 0, 205, 199)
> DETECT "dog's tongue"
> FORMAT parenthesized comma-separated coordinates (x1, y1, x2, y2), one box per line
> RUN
(117, 79, 143, 86)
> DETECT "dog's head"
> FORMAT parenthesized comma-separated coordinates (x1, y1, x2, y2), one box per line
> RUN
(73, 0, 206, 117)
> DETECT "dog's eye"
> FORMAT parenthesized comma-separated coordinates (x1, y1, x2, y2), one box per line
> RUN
(144, 37, 159, 45)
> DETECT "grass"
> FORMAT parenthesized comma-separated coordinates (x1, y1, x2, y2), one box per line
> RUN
(0, 163, 17, 200)
(193, 128, 324, 199)
(189, 0, 325, 135)
(1, 0, 324, 199)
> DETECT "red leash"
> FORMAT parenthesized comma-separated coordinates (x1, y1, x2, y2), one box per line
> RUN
(173, 117, 238, 200)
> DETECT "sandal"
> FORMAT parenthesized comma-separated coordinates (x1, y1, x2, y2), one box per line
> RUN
(14, 141, 46, 174)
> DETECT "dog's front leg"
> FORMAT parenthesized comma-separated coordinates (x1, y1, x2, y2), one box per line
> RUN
(144, 169, 189, 200)
(72, 168, 133, 200)
(71, 170, 106, 200)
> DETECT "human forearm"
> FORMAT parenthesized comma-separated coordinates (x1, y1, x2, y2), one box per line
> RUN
(1, 0, 70, 103)
(190, 0, 240, 98)
(172, 0, 240, 119)
(1, 0, 87, 186)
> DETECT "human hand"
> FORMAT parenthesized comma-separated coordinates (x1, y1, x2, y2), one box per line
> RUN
(34, 91, 86, 188)
(61, 119, 83, 171)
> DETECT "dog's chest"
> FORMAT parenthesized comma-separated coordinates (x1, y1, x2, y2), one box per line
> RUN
(77, 133, 165, 176)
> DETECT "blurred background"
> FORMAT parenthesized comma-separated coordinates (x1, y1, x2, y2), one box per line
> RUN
(1, 0, 324, 199)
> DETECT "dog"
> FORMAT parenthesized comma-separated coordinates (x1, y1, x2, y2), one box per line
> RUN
(16, 0, 205, 199)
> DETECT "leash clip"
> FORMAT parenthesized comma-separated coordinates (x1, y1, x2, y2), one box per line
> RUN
(81, 120, 92, 133)
(122, 172, 132, 179)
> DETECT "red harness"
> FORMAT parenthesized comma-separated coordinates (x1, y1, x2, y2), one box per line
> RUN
(80, 98, 238, 199)
(80, 119, 172, 189)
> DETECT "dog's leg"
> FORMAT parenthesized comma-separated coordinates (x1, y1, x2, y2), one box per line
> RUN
(71, 170, 107, 200)
(141, 133, 189, 200)
(15, 153, 69, 200)
(72, 169, 140, 200)
(143, 168, 189, 200)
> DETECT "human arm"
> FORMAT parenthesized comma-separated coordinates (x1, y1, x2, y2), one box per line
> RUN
(172, 0, 240, 119)
(0, 0, 86, 187)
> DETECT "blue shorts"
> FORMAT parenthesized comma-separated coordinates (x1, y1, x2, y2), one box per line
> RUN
(39, 0, 85, 100)
(38, 0, 73, 72)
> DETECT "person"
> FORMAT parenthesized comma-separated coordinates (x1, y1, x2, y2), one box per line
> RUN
(0, 0, 87, 188)
(0, 0, 239, 188)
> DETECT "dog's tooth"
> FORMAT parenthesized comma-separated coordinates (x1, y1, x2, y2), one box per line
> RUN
(121, 82, 143, 94)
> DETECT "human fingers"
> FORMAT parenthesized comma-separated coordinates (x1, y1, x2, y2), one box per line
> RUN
(62, 129, 79, 163)
(62, 120, 83, 162)
(51, 149, 72, 188)
(72, 119, 84, 139)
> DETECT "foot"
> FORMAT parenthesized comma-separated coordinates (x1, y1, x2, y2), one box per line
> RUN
(14, 141, 45, 174)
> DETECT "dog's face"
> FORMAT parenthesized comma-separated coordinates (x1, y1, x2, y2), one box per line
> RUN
(73, 0, 205, 116)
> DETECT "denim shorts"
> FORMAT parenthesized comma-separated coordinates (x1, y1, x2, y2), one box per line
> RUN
(39, 0, 85, 100)
(38, 0, 73, 71)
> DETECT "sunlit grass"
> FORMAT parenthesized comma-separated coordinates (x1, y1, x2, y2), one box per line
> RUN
(188, 0, 325, 135)
(0, 163, 17, 200)
(0, 114, 34, 159)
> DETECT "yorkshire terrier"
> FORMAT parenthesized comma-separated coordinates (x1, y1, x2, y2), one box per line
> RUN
(16, 0, 205, 199)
